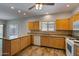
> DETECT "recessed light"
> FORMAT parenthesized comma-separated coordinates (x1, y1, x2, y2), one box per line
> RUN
(23, 13, 26, 15)
(18, 10, 21, 13)
(10, 6, 15, 10)
(66, 4, 70, 7)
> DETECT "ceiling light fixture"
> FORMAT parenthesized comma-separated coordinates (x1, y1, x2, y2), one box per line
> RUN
(23, 13, 26, 15)
(18, 10, 21, 13)
(35, 3, 43, 10)
(10, 6, 15, 10)
(66, 4, 70, 7)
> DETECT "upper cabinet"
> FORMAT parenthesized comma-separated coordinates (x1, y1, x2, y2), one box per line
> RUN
(28, 21, 34, 30)
(73, 13, 79, 22)
(56, 18, 71, 30)
(28, 21, 39, 31)
(28, 21, 55, 31)
(34, 21, 39, 30)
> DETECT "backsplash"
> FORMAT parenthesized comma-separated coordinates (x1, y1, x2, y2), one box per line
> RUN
(73, 30, 79, 37)
(30, 30, 72, 36)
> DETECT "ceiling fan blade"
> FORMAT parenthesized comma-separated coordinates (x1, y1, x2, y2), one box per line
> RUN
(43, 3, 55, 5)
(28, 3, 55, 10)
(28, 5, 35, 10)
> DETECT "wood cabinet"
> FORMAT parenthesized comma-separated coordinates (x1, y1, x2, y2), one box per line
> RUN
(73, 13, 79, 22)
(20, 37, 27, 50)
(20, 36, 31, 50)
(49, 37, 65, 49)
(41, 36, 65, 49)
(11, 38, 20, 55)
(28, 21, 34, 30)
(41, 36, 49, 46)
(3, 39, 11, 56)
(3, 36, 32, 56)
(33, 21, 39, 30)
(75, 45, 79, 56)
(26, 36, 32, 46)
(28, 21, 39, 31)
(56, 18, 70, 30)
(3, 39, 20, 56)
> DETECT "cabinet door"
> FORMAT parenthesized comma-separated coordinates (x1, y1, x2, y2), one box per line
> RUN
(21, 37, 27, 50)
(54, 37, 65, 49)
(73, 14, 79, 22)
(21, 36, 31, 50)
(69, 17, 73, 30)
(28, 21, 34, 30)
(3, 40, 11, 56)
(34, 21, 39, 30)
(49, 37, 65, 49)
(75, 45, 79, 56)
(41, 36, 49, 46)
(48, 37, 56, 48)
(26, 36, 31, 46)
(56, 19, 70, 30)
(11, 39, 20, 55)
(28, 21, 39, 31)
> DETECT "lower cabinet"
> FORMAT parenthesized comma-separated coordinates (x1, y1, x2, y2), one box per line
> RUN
(20, 36, 31, 50)
(3, 36, 32, 56)
(11, 39, 20, 55)
(75, 45, 79, 56)
(49, 37, 65, 49)
(3, 40, 11, 56)
(41, 36, 65, 49)
(41, 36, 49, 46)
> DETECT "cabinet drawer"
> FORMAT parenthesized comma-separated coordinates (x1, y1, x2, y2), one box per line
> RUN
(11, 39, 20, 55)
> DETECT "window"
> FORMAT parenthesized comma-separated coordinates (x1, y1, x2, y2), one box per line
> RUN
(41, 22, 48, 31)
(48, 22, 55, 31)
(8, 24, 18, 39)
(41, 22, 55, 31)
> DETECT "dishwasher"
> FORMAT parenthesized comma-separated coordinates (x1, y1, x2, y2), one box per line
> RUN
(34, 35, 41, 45)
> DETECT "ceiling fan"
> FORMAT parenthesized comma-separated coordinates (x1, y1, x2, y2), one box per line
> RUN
(28, 3, 55, 10)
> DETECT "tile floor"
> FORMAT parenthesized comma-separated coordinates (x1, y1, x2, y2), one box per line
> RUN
(16, 46, 66, 56)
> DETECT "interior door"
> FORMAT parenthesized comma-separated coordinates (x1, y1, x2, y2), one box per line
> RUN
(0, 25, 3, 56)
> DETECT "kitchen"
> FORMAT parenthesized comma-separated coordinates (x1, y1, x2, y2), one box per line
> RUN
(0, 3, 79, 56)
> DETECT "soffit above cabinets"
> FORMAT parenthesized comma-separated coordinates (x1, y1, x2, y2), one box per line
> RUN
(0, 3, 79, 20)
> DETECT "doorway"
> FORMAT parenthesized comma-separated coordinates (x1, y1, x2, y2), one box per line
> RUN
(0, 25, 3, 56)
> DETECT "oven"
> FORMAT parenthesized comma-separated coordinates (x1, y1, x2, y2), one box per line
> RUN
(66, 37, 75, 56)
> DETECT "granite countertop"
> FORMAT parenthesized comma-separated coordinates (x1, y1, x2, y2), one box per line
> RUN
(3, 35, 29, 40)
(74, 40, 79, 47)
(28, 33, 75, 39)
(75, 43, 79, 47)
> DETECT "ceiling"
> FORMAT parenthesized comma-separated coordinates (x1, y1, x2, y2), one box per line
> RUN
(0, 3, 79, 20)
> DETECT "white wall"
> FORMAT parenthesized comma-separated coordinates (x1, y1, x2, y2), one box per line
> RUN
(39, 12, 72, 21)
(6, 12, 72, 38)
(73, 6, 79, 14)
